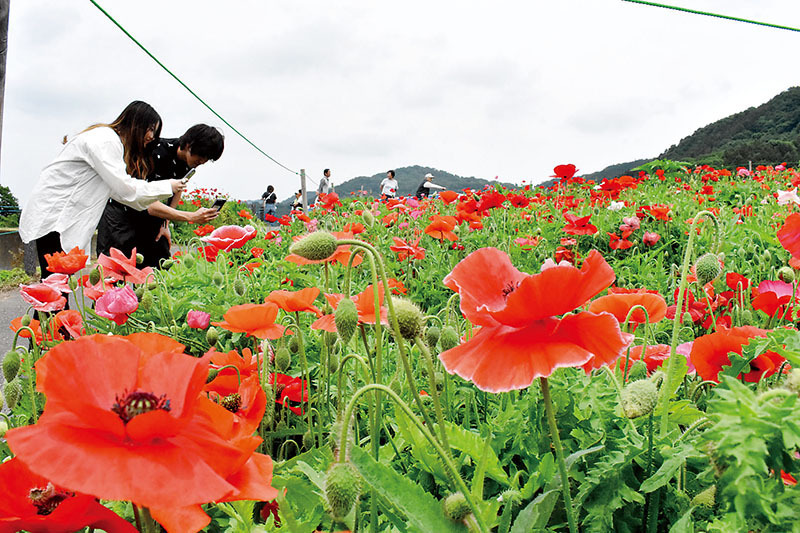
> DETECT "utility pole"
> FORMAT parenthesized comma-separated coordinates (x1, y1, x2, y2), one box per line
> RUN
(300, 169, 307, 212)
(0, 0, 8, 182)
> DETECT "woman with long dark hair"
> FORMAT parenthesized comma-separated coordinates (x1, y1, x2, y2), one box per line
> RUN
(19, 101, 186, 275)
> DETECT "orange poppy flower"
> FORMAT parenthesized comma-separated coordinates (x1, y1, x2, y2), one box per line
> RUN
(439, 248, 633, 392)
(588, 292, 667, 328)
(6, 333, 273, 511)
(0, 457, 136, 533)
(563, 213, 598, 235)
(439, 190, 459, 204)
(213, 302, 286, 339)
(311, 284, 390, 332)
(19, 283, 67, 313)
(206, 347, 259, 395)
(9, 316, 44, 344)
(389, 236, 426, 261)
(205, 374, 266, 437)
(689, 326, 785, 383)
(343, 222, 365, 234)
(424, 215, 458, 241)
(45, 246, 88, 275)
(266, 287, 322, 316)
(97, 247, 154, 285)
(54, 309, 85, 339)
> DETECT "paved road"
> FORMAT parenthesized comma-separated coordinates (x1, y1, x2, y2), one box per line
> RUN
(0, 289, 30, 352)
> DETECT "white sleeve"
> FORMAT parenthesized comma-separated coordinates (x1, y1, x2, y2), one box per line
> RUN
(424, 182, 446, 190)
(85, 137, 173, 211)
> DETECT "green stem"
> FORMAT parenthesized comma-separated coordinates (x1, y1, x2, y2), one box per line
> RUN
(540, 377, 578, 533)
(415, 336, 452, 453)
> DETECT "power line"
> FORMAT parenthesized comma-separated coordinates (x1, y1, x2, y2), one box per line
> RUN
(622, 0, 800, 33)
(88, 0, 300, 175)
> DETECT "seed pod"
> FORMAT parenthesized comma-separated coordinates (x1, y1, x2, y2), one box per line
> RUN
(439, 326, 460, 351)
(391, 297, 424, 340)
(288, 231, 338, 261)
(442, 493, 471, 522)
(2, 350, 21, 382)
(325, 462, 361, 522)
(335, 299, 358, 344)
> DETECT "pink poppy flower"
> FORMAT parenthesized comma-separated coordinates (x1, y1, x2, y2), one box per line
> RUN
(642, 232, 661, 246)
(186, 310, 211, 329)
(95, 286, 139, 325)
(42, 273, 72, 293)
(201, 225, 257, 252)
(19, 283, 66, 312)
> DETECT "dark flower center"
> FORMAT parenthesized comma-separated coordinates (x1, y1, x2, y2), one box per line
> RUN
(112, 389, 171, 423)
(502, 282, 520, 299)
(29, 483, 72, 515)
(221, 392, 242, 413)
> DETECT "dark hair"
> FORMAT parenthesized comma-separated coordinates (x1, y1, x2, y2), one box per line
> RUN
(324, 168, 330, 176)
(267, 185, 274, 193)
(179, 124, 224, 161)
(85, 101, 162, 178)
(296, 189, 302, 195)
(388, 170, 395, 178)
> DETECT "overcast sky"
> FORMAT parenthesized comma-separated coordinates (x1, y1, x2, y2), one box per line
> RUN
(2, 1, 800, 205)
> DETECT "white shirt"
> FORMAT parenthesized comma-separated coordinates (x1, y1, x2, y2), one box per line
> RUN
(19, 127, 173, 252)
(317, 175, 331, 195)
(380, 177, 398, 196)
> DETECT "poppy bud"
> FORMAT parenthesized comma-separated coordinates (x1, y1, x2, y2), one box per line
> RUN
(161, 259, 175, 270)
(133, 253, 143, 265)
(434, 371, 444, 392)
(140, 290, 154, 312)
(391, 297, 424, 340)
(88, 267, 101, 285)
(763, 249, 772, 264)
(4, 378, 22, 410)
(289, 231, 338, 261)
(20, 314, 32, 327)
(67, 276, 79, 292)
(389, 376, 402, 396)
(275, 346, 291, 372)
(325, 462, 361, 522)
(690, 485, 716, 508)
(439, 326, 460, 351)
(335, 299, 358, 345)
(626, 359, 648, 382)
(694, 253, 722, 286)
(212, 272, 224, 287)
(0, 418, 7, 438)
(778, 266, 795, 284)
(234, 279, 246, 296)
(500, 489, 523, 506)
(328, 352, 339, 373)
(740, 309, 754, 325)
(288, 336, 300, 353)
(324, 331, 337, 349)
(362, 210, 374, 228)
(2, 350, 20, 382)
(134, 286, 145, 299)
(785, 369, 800, 396)
(206, 367, 220, 383)
(183, 254, 196, 268)
(682, 313, 694, 328)
(620, 378, 658, 419)
(303, 430, 315, 450)
(425, 325, 441, 351)
(206, 326, 219, 346)
(442, 492, 471, 522)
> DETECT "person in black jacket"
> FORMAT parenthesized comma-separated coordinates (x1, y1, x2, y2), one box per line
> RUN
(415, 172, 446, 199)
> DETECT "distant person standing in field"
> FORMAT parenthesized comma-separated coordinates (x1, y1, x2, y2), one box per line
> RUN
(314, 168, 332, 208)
(380, 170, 398, 199)
(291, 189, 304, 212)
(415, 172, 446, 199)
(262, 185, 277, 219)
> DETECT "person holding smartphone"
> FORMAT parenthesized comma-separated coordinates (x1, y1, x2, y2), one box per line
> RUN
(19, 101, 186, 276)
(97, 124, 224, 267)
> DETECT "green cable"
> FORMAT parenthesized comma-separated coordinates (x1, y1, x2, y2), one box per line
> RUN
(622, 0, 800, 33)
(88, 0, 299, 175)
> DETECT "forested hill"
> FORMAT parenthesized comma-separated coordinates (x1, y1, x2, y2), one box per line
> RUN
(659, 86, 800, 168)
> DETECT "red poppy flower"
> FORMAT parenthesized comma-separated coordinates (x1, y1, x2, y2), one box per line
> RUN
(439, 248, 633, 392)
(19, 283, 66, 313)
(193, 224, 215, 237)
(552, 164, 578, 179)
(608, 231, 634, 250)
(343, 222, 365, 234)
(689, 326, 785, 383)
(265, 213, 279, 223)
(514, 236, 542, 250)
(77, 274, 112, 301)
(97, 247, 154, 285)
(726, 272, 750, 291)
(617, 344, 671, 374)
(238, 209, 253, 220)
(250, 247, 264, 258)
(206, 348, 259, 395)
(0, 457, 136, 533)
(588, 292, 667, 328)
(388, 278, 407, 295)
(316, 192, 342, 210)
(265, 287, 322, 316)
(507, 194, 530, 208)
(390, 236, 426, 261)
(752, 280, 797, 318)
(665, 288, 706, 324)
(476, 191, 506, 211)
(6, 333, 270, 510)
(424, 215, 458, 241)
(642, 231, 661, 246)
(201, 225, 257, 252)
(44, 246, 88, 275)
(311, 284, 390, 332)
(54, 310, 84, 339)
(439, 190, 459, 204)
(284, 231, 363, 267)
(240, 261, 262, 274)
(213, 303, 286, 339)
(205, 374, 266, 437)
(269, 372, 308, 415)
(199, 245, 219, 262)
(563, 213, 598, 235)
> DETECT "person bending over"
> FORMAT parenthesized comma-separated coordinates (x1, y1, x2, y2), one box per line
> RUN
(97, 124, 224, 267)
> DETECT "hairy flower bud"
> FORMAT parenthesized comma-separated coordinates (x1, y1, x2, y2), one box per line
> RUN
(3, 350, 21, 382)
(391, 297, 424, 340)
(4, 378, 22, 410)
(425, 325, 441, 351)
(362, 210, 374, 228)
(275, 346, 292, 372)
(303, 430, 315, 450)
(135, 253, 144, 266)
(182, 253, 195, 268)
(620, 378, 658, 419)
(20, 314, 32, 327)
(206, 326, 219, 347)
(206, 367, 220, 383)
(161, 259, 175, 270)
(88, 267, 101, 285)
(442, 492, 471, 522)
(439, 326, 460, 351)
(694, 253, 722, 286)
(140, 290, 154, 312)
(288, 336, 300, 354)
(233, 279, 246, 296)
(0, 418, 7, 438)
(335, 299, 358, 344)
(626, 359, 648, 382)
(325, 462, 361, 522)
(328, 352, 339, 374)
(212, 272, 224, 288)
(778, 266, 795, 284)
(289, 231, 338, 261)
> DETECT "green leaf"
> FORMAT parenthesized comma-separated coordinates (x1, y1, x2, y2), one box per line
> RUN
(445, 421, 509, 485)
(668, 400, 706, 426)
(668, 507, 695, 533)
(510, 489, 560, 533)
(394, 408, 448, 481)
(349, 446, 467, 533)
(640, 443, 699, 493)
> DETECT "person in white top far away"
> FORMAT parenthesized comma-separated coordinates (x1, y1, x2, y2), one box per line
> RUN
(19, 101, 185, 277)
(380, 169, 398, 199)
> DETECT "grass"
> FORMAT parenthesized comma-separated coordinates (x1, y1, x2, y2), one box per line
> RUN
(0, 267, 33, 291)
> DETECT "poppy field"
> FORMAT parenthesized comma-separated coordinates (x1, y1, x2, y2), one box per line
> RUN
(4, 161, 800, 533)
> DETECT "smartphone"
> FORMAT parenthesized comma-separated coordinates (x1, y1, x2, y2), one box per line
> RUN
(211, 198, 226, 211)
(181, 169, 196, 184)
